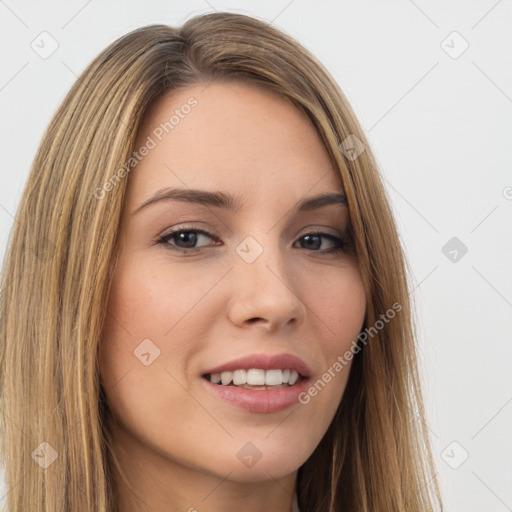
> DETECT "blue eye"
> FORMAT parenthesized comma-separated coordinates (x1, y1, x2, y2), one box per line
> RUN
(156, 228, 352, 255)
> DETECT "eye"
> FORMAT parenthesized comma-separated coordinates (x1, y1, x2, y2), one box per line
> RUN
(294, 231, 352, 255)
(156, 228, 218, 253)
(155, 227, 352, 255)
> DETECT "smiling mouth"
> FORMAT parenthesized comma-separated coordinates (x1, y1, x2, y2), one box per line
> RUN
(202, 368, 306, 390)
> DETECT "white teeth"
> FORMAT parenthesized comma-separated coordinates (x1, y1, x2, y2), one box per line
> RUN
(232, 369, 246, 385)
(247, 369, 265, 385)
(288, 370, 299, 385)
(265, 369, 283, 386)
(220, 371, 232, 385)
(210, 368, 302, 386)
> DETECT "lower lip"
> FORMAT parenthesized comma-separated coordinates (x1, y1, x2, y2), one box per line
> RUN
(201, 376, 310, 413)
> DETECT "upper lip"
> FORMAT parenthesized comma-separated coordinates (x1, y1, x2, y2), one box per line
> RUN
(201, 352, 311, 378)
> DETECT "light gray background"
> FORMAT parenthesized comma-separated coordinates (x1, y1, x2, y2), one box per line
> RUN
(1, 1, 511, 511)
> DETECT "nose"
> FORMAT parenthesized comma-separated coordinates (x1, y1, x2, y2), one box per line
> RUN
(226, 239, 306, 332)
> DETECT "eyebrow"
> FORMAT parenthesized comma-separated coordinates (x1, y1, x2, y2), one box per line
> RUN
(132, 187, 348, 215)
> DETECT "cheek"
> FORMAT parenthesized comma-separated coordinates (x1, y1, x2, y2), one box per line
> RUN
(103, 256, 217, 338)
(98, 258, 190, 431)
(99, 259, 166, 390)
(305, 263, 366, 345)
(297, 265, 365, 411)
(98, 256, 221, 386)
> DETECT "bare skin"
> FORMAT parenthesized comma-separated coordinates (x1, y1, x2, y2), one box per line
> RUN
(99, 80, 366, 512)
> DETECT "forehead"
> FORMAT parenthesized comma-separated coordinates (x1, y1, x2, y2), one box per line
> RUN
(126, 80, 343, 210)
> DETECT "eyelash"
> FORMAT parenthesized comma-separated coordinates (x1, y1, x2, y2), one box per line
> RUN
(155, 227, 352, 256)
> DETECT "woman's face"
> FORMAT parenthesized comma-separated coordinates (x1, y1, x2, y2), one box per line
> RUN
(99, 80, 366, 498)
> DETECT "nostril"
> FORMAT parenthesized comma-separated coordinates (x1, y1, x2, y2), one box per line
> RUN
(247, 317, 264, 323)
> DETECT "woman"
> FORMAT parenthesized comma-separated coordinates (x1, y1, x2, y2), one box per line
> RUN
(0, 12, 443, 512)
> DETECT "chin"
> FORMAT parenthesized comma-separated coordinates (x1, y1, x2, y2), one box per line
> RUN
(223, 462, 301, 483)
(209, 447, 307, 483)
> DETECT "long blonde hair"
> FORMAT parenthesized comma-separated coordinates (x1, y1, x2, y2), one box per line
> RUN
(0, 12, 443, 511)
